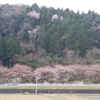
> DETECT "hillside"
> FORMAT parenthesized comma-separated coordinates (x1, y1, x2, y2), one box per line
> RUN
(0, 3, 100, 67)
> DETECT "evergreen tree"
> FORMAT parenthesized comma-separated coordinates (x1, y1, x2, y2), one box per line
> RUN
(0, 35, 4, 60)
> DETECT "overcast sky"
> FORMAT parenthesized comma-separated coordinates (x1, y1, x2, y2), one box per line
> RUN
(0, 0, 100, 14)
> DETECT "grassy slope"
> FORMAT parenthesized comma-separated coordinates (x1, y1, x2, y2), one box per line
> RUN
(0, 85, 100, 90)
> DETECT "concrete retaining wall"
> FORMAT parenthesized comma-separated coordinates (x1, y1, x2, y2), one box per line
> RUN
(0, 89, 100, 94)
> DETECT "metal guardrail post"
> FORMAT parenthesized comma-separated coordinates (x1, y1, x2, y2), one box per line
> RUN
(36, 74, 37, 94)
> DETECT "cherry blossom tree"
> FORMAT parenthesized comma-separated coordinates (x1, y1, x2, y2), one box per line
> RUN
(54, 65, 74, 83)
(34, 66, 59, 83)
(9, 64, 34, 83)
(27, 10, 40, 19)
(85, 64, 100, 83)
(51, 14, 58, 21)
(0, 64, 100, 84)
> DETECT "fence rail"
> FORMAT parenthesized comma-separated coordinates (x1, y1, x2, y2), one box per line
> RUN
(0, 83, 100, 86)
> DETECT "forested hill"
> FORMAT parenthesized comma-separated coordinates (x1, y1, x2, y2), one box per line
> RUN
(0, 3, 100, 68)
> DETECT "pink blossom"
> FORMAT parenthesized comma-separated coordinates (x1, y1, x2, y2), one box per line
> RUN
(60, 16, 63, 21)
(27, 11, 40, 19)
(51, 14, 58, 21)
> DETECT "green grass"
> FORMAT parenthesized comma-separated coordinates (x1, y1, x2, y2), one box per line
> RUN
(0, 85, 100, 90)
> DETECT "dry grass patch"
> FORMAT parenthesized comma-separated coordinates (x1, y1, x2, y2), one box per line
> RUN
(0, 94, 52, 100)
(0, 94, 99, 100)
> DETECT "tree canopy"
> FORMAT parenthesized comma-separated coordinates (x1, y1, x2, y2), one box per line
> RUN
(0, 4, 100, 67)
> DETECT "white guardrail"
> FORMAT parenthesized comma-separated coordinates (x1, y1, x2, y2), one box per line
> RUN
(0, 83, 100, 86)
